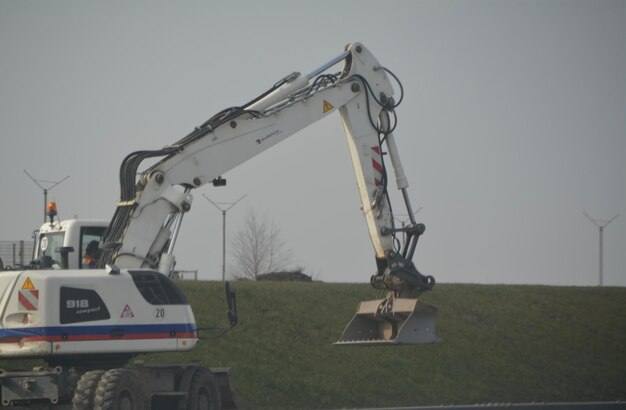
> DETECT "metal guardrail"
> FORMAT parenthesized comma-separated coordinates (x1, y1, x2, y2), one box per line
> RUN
(0, 240, 34, 268)
(171, 270, 198, 280)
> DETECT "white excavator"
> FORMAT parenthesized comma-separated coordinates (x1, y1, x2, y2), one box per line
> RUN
(0, 42, 437, 409)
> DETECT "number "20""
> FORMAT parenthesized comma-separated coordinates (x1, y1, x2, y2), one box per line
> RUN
(154, 307, 166, 320)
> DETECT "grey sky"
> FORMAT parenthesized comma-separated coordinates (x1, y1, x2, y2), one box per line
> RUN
(1, 1, 624, 286)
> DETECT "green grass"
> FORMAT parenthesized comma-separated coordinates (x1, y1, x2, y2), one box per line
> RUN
(3, 281, 625, 409)
(146, 281, 626, 409)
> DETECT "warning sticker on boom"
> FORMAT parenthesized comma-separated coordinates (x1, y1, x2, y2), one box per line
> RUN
(323, 100, 334, 113)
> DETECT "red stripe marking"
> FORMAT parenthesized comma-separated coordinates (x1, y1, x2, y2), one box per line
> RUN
(18, 291, 37, 311)
(372, 159, 383, 173)
(372, 146, 381, 154)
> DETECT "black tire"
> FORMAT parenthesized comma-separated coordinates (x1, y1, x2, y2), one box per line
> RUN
(94, 368, 149, 410)
(186, 367, 221, 410)
(72, 370, 105, 410)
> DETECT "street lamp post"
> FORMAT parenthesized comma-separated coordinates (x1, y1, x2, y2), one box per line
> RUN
(583, 212, 619, 287)
(24, 170, 70, 223)
(203, 194, 246, 281)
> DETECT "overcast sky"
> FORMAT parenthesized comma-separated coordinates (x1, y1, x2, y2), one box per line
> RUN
(1, 1, 624, 286)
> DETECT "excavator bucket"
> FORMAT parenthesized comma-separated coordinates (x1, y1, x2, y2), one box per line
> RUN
(335, 297, 438, 345)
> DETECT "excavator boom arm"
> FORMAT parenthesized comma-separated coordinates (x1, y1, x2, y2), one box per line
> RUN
(98, 43, 438, 344)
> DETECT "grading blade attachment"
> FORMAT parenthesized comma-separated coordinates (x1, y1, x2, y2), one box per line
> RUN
(335, 296, 438, 345)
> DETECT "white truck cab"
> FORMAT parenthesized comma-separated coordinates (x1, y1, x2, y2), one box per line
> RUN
(34, 217, 108, 270)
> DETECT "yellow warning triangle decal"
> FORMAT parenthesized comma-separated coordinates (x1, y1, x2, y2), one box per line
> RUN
(323, 100, 334, 113)
(22, 277, 35, 290)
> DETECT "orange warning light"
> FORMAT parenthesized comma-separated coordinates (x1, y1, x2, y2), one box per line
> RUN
(47, 201, 57, 216)
(47, 202, 58, 223)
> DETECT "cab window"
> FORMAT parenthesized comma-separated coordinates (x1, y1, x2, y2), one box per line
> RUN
(80, 227, 106, 269)
(38, 232, 65, 269)
(128, 270, 188, 305)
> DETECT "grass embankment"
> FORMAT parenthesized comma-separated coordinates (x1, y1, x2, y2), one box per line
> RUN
(147, 281, 626, 409)
(2, 282, 624, 408)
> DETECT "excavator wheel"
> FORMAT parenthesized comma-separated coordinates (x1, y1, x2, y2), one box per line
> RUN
(93, 368, 149, 410)
(186, 367, 221, 410)
(72, 370, 105, 410)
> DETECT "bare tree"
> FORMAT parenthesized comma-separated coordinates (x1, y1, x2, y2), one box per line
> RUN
(229, 209, 292, 280)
